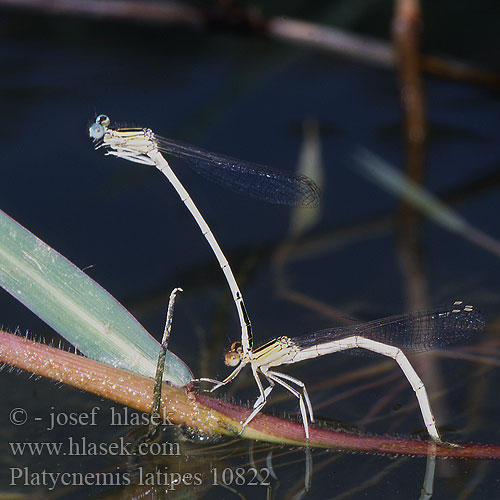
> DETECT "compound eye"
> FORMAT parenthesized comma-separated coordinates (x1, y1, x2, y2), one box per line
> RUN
(96, 114, 110, 127)
(89, 123, 105, 140)
(224, 350, 241, 367)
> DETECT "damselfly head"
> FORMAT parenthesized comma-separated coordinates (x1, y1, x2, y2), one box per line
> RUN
(89, 115, 111, 141)
(225, 341, 243, 367)
(89, 123, 104, 140)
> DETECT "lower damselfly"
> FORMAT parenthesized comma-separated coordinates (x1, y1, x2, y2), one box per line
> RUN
(200, 301, 485, 443)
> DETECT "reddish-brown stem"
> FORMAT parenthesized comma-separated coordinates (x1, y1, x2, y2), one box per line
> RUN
(1, 330, 500, 459)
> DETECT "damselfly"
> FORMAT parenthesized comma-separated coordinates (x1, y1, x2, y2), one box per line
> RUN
(89, 115, 320, 207)
(200, 301, 485, 443)
(89, 115, 319, 359)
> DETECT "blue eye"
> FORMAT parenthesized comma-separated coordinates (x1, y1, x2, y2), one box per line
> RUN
(89, 123, 105, 139)
(96, 114, 110, 127)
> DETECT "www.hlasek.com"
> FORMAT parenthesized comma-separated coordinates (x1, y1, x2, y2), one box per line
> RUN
(9, 435, 180, 457)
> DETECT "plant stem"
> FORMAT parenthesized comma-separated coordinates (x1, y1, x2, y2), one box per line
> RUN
(1, 330, 500, 459)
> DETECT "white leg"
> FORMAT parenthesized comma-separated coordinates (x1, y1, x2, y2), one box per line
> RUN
(253, 382, 275, 408)
(107, 149, 155, 165)
(239, 367, 269, 434)
(265, 371, 310, 439)
(196, 362, 245, 391)
(266, 370, 314, 423)
(239, 369, 313, 439)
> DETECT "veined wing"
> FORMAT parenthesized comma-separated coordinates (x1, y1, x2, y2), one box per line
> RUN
(292, 302, 485, 353)
(153, 134, 320, 208)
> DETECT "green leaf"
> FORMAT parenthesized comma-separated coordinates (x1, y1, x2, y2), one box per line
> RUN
(0, 209, 191, 387)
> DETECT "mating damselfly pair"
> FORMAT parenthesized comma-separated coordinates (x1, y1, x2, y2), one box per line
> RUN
(90, 115, 485, 444)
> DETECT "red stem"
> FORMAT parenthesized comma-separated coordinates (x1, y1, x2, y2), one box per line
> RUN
(1, 330, 499, 459)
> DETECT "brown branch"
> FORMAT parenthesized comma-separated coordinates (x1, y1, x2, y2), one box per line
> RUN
(393, 0, 427, 187)
(1, 0, 499, 87)
(392, 0, 428, 310)
(0, 0, 204, 26)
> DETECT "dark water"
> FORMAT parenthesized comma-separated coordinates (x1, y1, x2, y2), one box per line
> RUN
(1, 3, 500, 498)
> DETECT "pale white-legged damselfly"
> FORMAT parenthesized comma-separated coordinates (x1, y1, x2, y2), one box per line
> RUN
(89, 114, 319, 361)
(200, 301, 484, 443)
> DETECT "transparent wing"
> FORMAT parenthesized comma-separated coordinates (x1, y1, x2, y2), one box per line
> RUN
(154, 134, 320, 208)
(292, 302, 485, 353)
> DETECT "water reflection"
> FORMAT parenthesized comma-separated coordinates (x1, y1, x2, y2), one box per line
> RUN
(95, 427, 439, 500)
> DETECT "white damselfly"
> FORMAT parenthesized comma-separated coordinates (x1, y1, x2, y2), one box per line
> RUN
(200, 301, 484, 443)
(89, 114, 319, 360)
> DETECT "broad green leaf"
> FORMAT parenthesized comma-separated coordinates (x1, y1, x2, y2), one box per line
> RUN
(0, 209, 191, 387)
